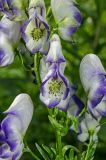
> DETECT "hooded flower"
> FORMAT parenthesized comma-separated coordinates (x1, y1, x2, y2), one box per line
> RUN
(21, 0, 50, 54)
(80, 54, 106, 118)
(78, 113, 101, 142)
(40, 34, 72, 110)
(0, 93, 33, 160)
(0, 0, 27, 21)
(0, 16, 21, 67)
(51, 0, 82, 41)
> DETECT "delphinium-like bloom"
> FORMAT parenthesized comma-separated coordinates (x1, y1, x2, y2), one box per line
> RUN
(0, 93, 33, 160)
(21, 0, 50, 54)
(78, 113, 101, 142)
(0, 0, 27, 21)
(51, 0, 82, 41)
(40, 34, 73, 111)
(0, 16, 21, 67)
(80, 54, 106, 119)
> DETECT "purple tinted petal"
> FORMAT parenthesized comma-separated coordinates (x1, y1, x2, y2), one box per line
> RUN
(1, 115, 21, 151)
(0, 144, 12, 159)
(0, 128, 6, 142)
(68, 27, 77, 36)
(74, 11, 82, 25)
(0, 48, 5, 65)
(41, 65, 56, 96)
(21, 18, 32, 43)
(72, 95, 84, 116)
(58, 64, 70, 100)
(35, 12, 50, 40)
(48, 98, 61, 108)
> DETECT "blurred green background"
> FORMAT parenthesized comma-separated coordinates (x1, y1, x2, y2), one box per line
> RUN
(0, 0, 106, 159)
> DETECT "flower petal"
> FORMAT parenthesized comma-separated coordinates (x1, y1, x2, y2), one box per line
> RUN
(4, 93, 34, 134)
(46, 34, 65, 63)
(51, 0, 82, 40)
(78, 113, 101, 142)
(0, 16, 21, 44)
(80, 54, 105, 93)
(0, 32, 14, 67)
(29, 0, 46, 18)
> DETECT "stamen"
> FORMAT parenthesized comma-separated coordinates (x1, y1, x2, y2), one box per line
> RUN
(48, 78, 64, 97)
(31, 28, 44, 41)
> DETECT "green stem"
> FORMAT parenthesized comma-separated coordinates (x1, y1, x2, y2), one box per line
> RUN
(34, 53, 41, 87)
(46, 6, 52, 18)
(85, 136, 98, 160)
(56, 131, 64, 159)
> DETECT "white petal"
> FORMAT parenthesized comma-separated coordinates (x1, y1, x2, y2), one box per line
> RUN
(1, 16, 21, 44)
(29, 0, 46, 17)
(46, 34, 65, 63)
(80, 54, 105, 93)
(78, 133, 89, 142)
(85, 113, 100, 132)
(95, 95, 106, 116)
(57, 91, 70, 110)
(51, 0, 80, 22)
(40, 56, 48, 81)
(0, 32, 14, 67)
(58, 17, 78, 41)
(4, 93, 34, 134)
(78, 120, 88, 142)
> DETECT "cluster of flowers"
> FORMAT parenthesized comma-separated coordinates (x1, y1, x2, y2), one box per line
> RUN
(0, 0, 81, 66)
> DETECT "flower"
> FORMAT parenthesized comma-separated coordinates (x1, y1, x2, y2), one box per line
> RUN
(40, 34, 72, 110)
(0, 16, 21, 67)
(0, 94, 33, 160)
(21, 0, 50, 54)
(51, 0, 82, 41)
(80, 54, 106, 118)
(0, 0, 27, 21)
(78, 113, 101, 142)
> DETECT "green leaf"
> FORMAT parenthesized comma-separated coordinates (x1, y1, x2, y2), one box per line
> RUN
(69, 149, 74, 160)
(48, 115, 63, 131)
(35, 143, 50, 160)
(81, 151, 86, 160)
(42, 144, 54, 159)
(50, 147, 56, 155)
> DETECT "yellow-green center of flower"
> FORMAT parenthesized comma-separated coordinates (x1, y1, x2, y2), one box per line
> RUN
(48, 78, 64, 97)
(31, 28, 44, 41)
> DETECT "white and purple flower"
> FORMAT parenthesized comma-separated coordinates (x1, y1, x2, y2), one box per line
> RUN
(40, 34, 72, 111)
(51, 0, 82, 41)
(80, 54, 106, 118)
(0, 16, 21, 67)
(0, 0, 27, 21)
(21, 0, 50, 54)
(0, 93, 33, 160)
(78, 113, 100, 142)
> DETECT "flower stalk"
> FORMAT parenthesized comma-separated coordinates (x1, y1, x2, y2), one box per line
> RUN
(34, 53, 42, 87)
(56, 131, 64, 160)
